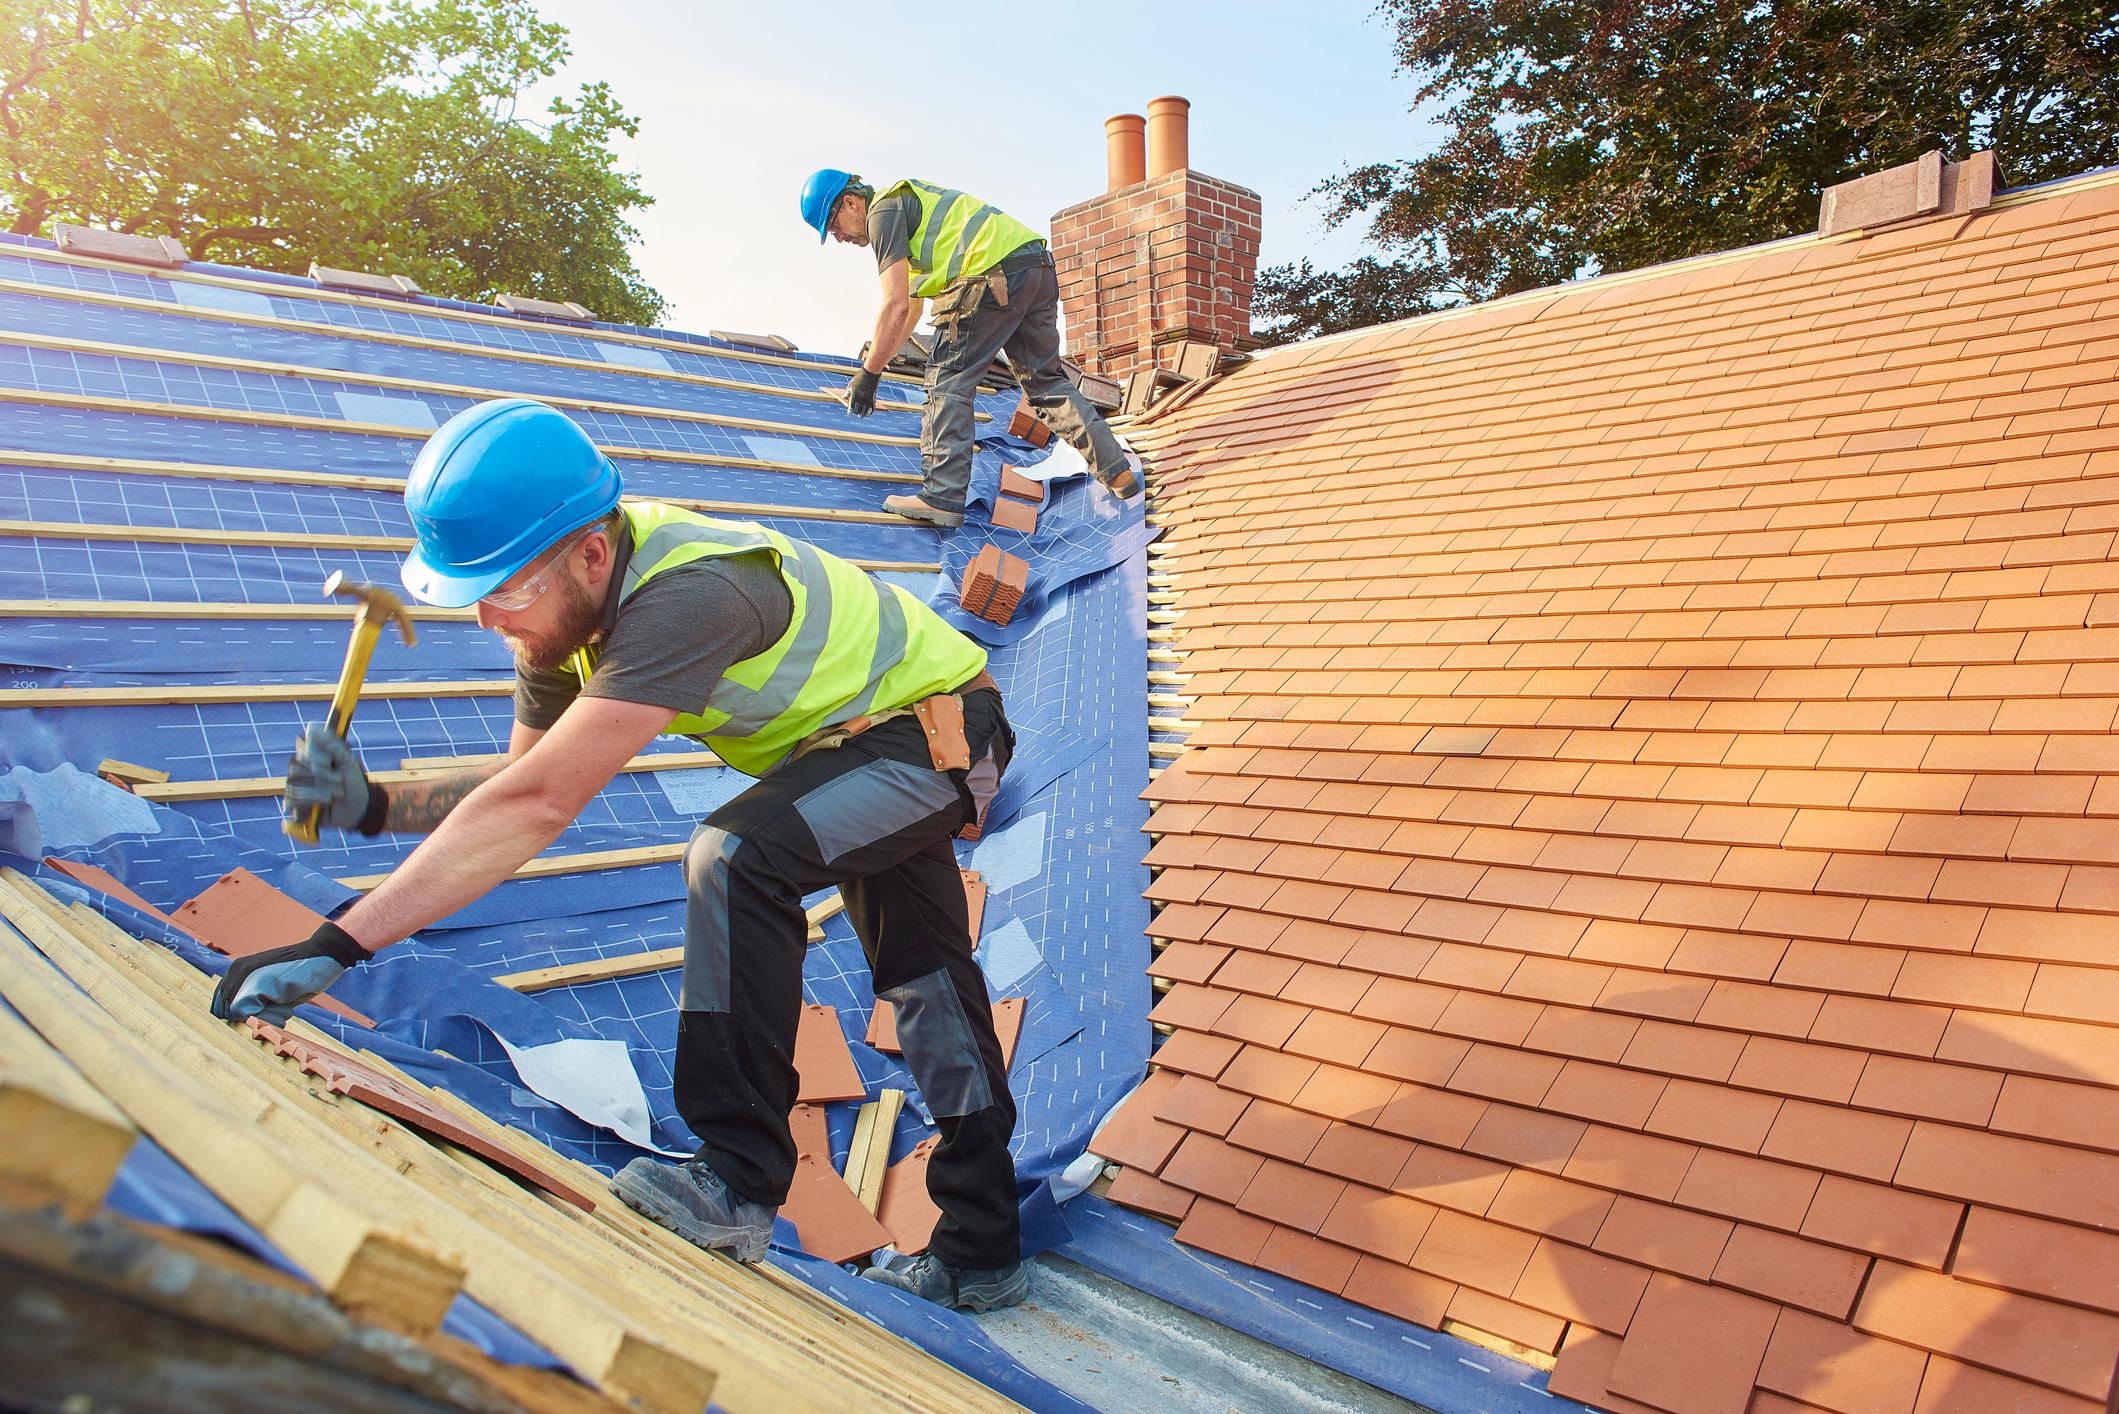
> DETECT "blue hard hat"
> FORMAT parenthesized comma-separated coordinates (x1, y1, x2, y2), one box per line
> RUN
(800, 167, 856, 242)
(399, 398, 623, 608)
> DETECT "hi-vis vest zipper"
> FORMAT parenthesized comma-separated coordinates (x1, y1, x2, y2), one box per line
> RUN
(567, 502, 987, 776)
(880, 178, 1042, 299)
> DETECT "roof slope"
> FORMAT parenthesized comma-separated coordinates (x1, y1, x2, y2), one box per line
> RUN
(1107, 170, 2119, 1412)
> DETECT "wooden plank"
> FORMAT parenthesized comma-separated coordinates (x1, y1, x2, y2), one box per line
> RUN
(94, 758, 168, 785)
(0, 987, 137, 1217)
(490, 896, 843, 990)
(0, 598, 475, 622)
(852, 1091, 904, 1215)
(10, 886, 723, 1412)
(337, 842, 685, 891)
(0, 880, 466, 1339)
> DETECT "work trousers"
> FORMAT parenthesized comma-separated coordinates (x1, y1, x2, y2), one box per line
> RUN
(672, 688, 1021, 1270)
(917, 248, 1129, 515)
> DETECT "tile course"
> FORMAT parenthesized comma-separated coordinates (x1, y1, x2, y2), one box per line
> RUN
(1099, 171, 2119, 1410)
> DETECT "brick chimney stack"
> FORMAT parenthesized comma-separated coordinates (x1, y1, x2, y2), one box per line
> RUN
(1050, 97, 1262, 382)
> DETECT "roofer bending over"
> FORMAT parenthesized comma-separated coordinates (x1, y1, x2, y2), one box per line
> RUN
(801, 167, 1139, 527)
(210, 398, 1028, 1312)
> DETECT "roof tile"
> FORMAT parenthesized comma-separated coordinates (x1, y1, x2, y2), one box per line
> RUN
(1412, 1207, 1541, 1294)
(1088, 1070, 1188, 1172)
(1486, 1167, 1616, 1245)
(1594, 1194, 1734, 1279)
(1711, 1223, 1872, 1319)
(1854, 1260, 2119, 1400)
(1800, 1174, 1963, 1271)
(1254, 1226, 1362, 1295)
(1445, 1286, 1567, 1354)
(1674, 1148, 1824, 1232)
(1341, 1254, 1456, 1329)
(1606, 1275, 1779, 1414)
(1760, 1099, 1912, 1183)
(1512, 1237, 1652, 1334)
(1953, 1205, 2119, 1315)
(1912, 1357, 2104, 1414)
(1369, 1081, 1489, 1146)
(1160, 1133, 1264, 1204)
(1758, 1306, 1929, 1414)
(1173, 1198, 1275, 1265)
(1645, 1077, 1784, 1152)
(1318, 1183, 1438, 1263)
(1156, 1072, 1252, 1137)
(1393, 1144, 1512, 1215)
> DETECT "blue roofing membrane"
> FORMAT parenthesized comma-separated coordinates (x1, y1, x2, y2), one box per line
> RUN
(0, 234, 1572, 1412)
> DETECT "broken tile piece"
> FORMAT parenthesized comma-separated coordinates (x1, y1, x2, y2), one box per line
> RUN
(794, 1003, 866, 1102)
(875, 1136, 943, 1256)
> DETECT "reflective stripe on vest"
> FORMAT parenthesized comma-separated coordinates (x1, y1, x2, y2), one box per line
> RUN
(883, 178, 1043, 299)
(566, 502, 987, 776)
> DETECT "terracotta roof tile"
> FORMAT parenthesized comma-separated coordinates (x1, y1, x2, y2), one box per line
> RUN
(1462, 1102, 1587, 1174)
(1953, 1206, 2119, 1315)
(1306, 1122, 1417, 1186)
(1848, 1054, 2002, 1126)
(1446, 1286, 1568, 1354)
(1342, 1254, 1456, 1329)
(1394, 1144, 1512, 1215)
(1217, 1044, 1318, 1104)
(1758, 1307, 1929, 1414)
(1711, 1224, 1872, 1319)
(1089, 1070, 1188, 1172)
(1256, 1225, 1363, 1295)
(1854, 1260, 2119, 1400)
(1319, 1184, 1438, 1263)
(1606, 1275, 1779, 1414)
(1160, 1133, 1264, 1205)
(1912, 1357, 2105, 1414)
(1237, 1157, 1347, 1230)
(1512, 1237, 1652, 1334)
(1119, 180, 2119, 1401)
(1595, 1195, 1735, 1280)
(1149, 1027, 1243, 1079)
(1413, 1207, 1541, 1294)
(1989, 1073, 2119, 1151)
(1486, 1167, 1616, 1245)
(1102, 1167, 1196, 1223)
(1173, 1198, 1275, 1265)
(1156, 1073, 1252, 1137)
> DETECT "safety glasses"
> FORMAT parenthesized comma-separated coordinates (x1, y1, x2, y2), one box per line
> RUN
(480, 527, 590, 611)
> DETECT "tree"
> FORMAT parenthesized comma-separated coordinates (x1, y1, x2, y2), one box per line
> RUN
(1256, 0, 2119, 344)
(0, 0, 664, 324)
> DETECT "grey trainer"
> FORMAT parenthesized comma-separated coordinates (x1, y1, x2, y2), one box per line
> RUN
(882, 493, 966, 528)
(862, 1252, 1029, 1311)
(611, 1156, 776, 1263)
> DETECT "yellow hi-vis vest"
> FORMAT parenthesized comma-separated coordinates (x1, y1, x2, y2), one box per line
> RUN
(881, 178, 1043, 299)
(567, 502, 987, 777)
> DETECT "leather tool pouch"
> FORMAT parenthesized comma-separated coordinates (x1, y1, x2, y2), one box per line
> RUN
(913, 693, 972, 772)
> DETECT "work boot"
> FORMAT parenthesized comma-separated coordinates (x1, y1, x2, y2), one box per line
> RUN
(611, 1155, 776, 1263)
(862, 1252, 1029, 1311)
(882, 493, 966, 528)
(1094, 451, 1143, 500)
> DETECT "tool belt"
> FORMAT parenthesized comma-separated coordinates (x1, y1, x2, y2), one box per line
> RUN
(788, 669, 1001, 836)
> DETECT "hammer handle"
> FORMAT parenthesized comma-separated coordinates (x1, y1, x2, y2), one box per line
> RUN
(284, 617, 385, 846)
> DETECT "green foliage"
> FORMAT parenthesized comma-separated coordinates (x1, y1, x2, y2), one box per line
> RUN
(1257, 0, 2119, 344)
(0, 0, 663, 324)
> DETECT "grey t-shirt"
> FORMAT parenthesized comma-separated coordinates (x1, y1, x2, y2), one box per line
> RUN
(869, 190, 917, 272)
(513, 548, 794, 731)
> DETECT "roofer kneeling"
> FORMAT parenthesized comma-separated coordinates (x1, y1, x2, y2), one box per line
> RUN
(210, 398, 1029, 1312)
(801, 167, 1140, 526)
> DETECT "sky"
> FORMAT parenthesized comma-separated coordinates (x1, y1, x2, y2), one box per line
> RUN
(522, 1, 1437, 351)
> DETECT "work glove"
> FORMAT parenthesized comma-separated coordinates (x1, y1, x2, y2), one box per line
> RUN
(210, 920, 370, 1025)
(844, 367, 881, 418)
(284, 723, 387, 834)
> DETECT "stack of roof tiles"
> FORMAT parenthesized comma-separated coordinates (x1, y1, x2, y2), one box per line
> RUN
(1101, 169, 2119, 1413)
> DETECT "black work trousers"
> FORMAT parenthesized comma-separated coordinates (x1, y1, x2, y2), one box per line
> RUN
(672, 687, 1020, 1270)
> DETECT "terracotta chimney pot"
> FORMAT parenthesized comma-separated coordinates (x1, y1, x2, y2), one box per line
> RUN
(1146, 95, 1190, 178)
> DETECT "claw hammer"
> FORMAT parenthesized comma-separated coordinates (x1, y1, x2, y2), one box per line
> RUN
(284, 572, 417, 845)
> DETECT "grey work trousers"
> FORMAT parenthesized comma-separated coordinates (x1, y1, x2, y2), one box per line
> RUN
(916, 249, 1128, 514)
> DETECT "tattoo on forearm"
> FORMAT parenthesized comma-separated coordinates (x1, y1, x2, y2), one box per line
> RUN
(384, 764, 503, 833)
